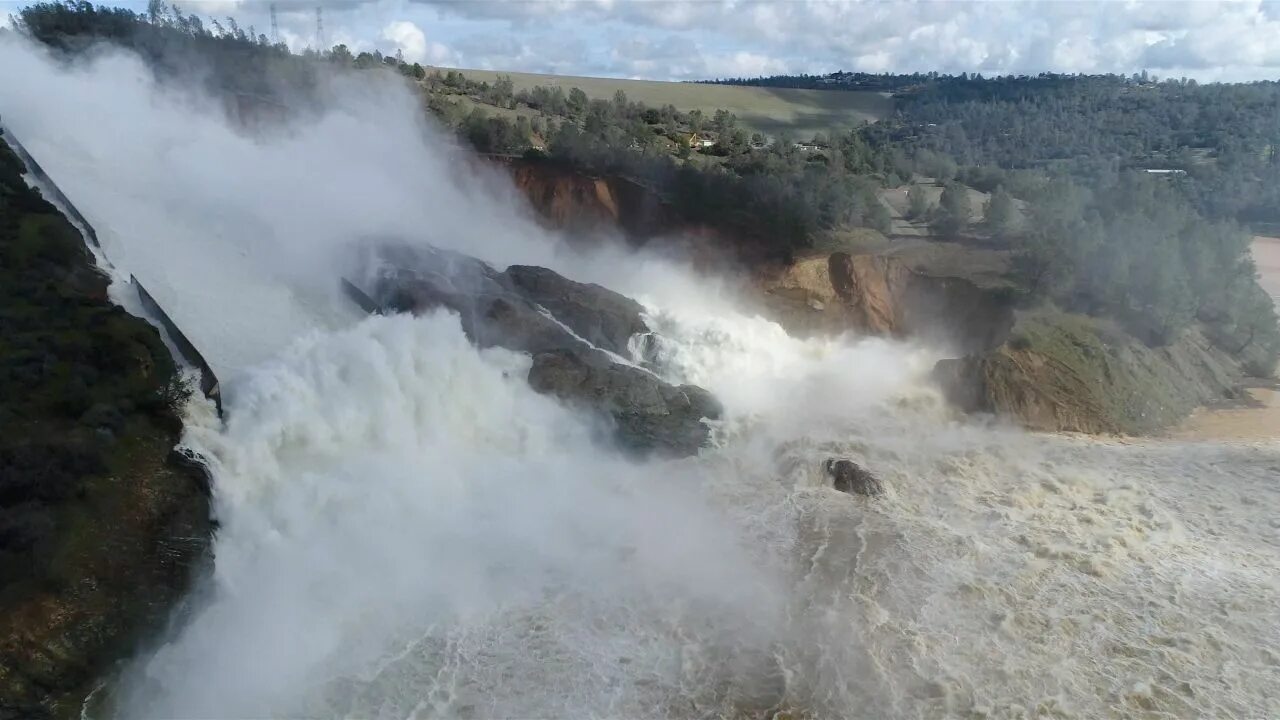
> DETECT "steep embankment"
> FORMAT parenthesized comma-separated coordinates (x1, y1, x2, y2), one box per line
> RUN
(501, 158, 765, 265)
(935, 310, 1245, 434)
(1255, 236, 1280, 306)
(505, 159, 663, 236)
(756, 250, 1015, 353)
(1172, 236, 1280, 439)
(762, 249, 1249, 434)
(0, 134, 210, 718)
(503, 161, 1257, 434)
(928, 235, 1280, 435)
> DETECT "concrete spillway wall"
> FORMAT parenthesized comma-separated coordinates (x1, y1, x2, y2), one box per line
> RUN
(2, 124, 100, 247)
(1, 121, 223, 415)
(132, 276, 222, 413)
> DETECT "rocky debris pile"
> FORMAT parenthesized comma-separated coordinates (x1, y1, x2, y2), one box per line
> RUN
(356, 244, 721, 457)
(824, 458, 883, 496)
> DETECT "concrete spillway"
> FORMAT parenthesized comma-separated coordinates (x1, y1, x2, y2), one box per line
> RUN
(3, 120, 223, 411)
(0, 114, 366, 397)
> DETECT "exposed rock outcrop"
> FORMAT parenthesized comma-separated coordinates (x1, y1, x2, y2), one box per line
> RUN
(501, 158, 777, 267)
(824, 458, 883, 496)
(505, 159, 672, 240)
(505, 265, 649, 357)
(528, 349, 722, 456)
(498, 159, 1249, 437)
(759, 251, 1015, 353)
(360, 243, 720, 457)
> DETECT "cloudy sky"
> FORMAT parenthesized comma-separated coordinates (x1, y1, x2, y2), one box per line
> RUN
(5, 0, 1280, 82)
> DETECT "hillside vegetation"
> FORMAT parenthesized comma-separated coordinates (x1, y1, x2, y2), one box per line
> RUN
(0, 130, 211, 718)
(428, 66, 893, 137)
(715, 70, 1280, 232)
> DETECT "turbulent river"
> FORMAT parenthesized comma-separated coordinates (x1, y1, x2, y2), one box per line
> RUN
(2, 38, 1278, 720)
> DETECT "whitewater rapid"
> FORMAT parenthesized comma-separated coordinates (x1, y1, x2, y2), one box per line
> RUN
(123, 303, 1279, 719)
(3, 36, 1278, 719)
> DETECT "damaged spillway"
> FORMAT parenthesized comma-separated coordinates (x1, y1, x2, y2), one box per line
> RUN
(347, 244, 722, 457)
(2, 36, 1278, 720)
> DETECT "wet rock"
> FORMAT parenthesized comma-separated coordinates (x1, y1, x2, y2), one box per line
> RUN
(825, 458, 883, 496)
(932, 356, 989, 414)
(359, 242, 721, 457)
(504, 264, 649, 357)
(528, 349, 720, 457)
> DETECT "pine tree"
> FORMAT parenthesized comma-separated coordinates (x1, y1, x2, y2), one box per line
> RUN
(931, 182, 971, 236)
(984, 185, 1016, 237)
(906, 184, 930, 220)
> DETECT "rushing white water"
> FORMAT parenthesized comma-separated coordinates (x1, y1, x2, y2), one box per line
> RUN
(2, 35, 1278, 719)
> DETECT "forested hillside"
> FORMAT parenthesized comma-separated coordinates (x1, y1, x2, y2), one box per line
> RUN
(714, 70, 1280, 229)
(0, 128, 211, 717)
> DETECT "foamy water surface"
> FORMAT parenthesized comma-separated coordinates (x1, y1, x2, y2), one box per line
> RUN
(2, 35, 1278, 719)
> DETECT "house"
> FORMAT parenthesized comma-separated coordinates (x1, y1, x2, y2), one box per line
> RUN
(686, 133, 716, 149)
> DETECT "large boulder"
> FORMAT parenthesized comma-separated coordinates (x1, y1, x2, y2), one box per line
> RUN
(356, 243, 719, 457)
(824, 458, 883, 496)
(528, 349, 721, 457)
(504, 265, 649, 357)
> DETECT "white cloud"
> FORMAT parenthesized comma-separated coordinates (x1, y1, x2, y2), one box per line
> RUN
(187, 0, 1280, 81)
(382, 19, 455, 65)
(382, 19, 427, 61)
(409, 0, 1280, 81)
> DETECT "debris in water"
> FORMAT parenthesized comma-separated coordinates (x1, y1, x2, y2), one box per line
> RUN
(824, 458, 883, 496)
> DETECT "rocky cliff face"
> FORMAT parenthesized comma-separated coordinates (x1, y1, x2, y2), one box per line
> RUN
(505, 160, 673, 240)
(502, 159, 772, 267)
(757, 251, 1015, 354)
(355, 243, 721, 457)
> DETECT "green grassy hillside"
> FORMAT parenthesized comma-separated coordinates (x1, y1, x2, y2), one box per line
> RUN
(429, 66, 894, 137)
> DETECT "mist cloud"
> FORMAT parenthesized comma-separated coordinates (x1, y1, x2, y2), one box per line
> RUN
(0, 31, 872, 718)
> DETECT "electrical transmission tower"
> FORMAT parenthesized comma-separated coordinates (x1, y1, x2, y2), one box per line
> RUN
(269, 3, 279, 45)
(315, 7, 325, 51)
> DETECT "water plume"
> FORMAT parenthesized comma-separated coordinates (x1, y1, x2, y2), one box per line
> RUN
(1, 32, 1277, 720)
